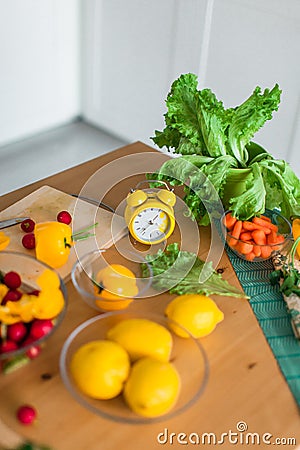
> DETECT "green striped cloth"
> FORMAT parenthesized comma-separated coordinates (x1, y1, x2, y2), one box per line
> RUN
(225, 246, 300, 407)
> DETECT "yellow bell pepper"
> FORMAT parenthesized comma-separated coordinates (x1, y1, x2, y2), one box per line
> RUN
(94, 264, 138, 298)
(93, 264, 139, 311)
(0, 231, 10, 251)
(34, 221, 73, 268)
(292, 218, 300, 259)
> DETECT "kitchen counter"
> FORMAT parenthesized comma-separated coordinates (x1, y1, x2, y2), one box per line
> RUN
(0, 142, 299, 450)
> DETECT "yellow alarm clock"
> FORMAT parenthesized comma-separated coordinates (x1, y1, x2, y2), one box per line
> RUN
(124, 180, 176, 244)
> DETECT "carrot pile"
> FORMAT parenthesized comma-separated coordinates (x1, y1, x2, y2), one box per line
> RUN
(223, 212, 285, 261)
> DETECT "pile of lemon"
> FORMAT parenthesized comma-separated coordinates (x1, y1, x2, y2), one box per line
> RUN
(70, 317, 179, 418)
(70, 293, 224, 418)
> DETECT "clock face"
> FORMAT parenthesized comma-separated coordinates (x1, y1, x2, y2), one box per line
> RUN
(132, 207, 170, 242)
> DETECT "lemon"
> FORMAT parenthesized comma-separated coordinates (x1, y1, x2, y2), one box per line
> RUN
(106, 318, 173, 362)
(93, 264, 138, 311)
(70, 340, 130, 399)
(165, 294, 224, 338)
(123, 357, 181, 418)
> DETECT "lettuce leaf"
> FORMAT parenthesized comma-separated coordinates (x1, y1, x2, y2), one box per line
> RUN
(229, 162, 266, 220)
(260, 159, 300, 219)
(160, 73, 207, 151)
(141, 243, 248, 298)
(227, 85, 281, 166)
(151, 126, 181, 151)
(152, 74, 231, 157)
(149, 154, 237, 224)
(152, 73, 281, 164)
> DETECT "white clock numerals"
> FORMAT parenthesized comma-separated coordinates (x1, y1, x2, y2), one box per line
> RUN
(132, 207, 169, 242)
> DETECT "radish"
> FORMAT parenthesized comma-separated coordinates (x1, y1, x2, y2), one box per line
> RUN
(30, 319, 53, 340)
(2, 289, 22, 304)
(16, 405, 37, 425)
(20, 219, 35, 233)
(7, 322, 27, 343)
(3, 271, 21, 289)
(0, 340, 18, 353)
(22, 337, 41, 359)
(22, 233, 36, 249)
(57, 210, 72, 225)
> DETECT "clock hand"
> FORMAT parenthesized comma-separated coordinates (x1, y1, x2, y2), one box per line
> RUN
(141, 221, 160, 235)
(146, 215, 158, 227)
(152, 214, 159, 222)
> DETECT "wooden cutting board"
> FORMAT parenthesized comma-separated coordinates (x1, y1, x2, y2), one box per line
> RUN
(0, 185, 128, 280)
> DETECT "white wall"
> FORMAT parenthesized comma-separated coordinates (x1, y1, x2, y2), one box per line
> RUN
(1, 0, 299, 176)
(0, 0, 80, 147)
(81, 0, 300, 175)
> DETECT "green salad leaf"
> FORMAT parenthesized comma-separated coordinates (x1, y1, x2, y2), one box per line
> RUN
(229, 162, 266, 220)
(141, 243, 248, 298)
(152, 73, 281, 163)
(260, 159, 300, 219)
(227, 85, 281, 166)
(149, 154, 238, 225)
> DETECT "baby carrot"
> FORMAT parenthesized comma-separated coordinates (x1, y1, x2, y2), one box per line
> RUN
(228, 220, 242, 246)
(252, 217, 278, 232)
(272, 234, 285, 250)
(245, 252, 256, 261)
(238, 242, 254, 255)
(267, 230, 277, 245)
(240, 231, 252, 241)
(253, 245, 262, 257)
(223, 212, 237, 230)
(242, 221, 257, 231)
(242, 221, 271, 234)
(260, 245, 272, 259)
(260, 215, 271, 222)
(275, 234, 285, 244)
(251, 229, 267, 246)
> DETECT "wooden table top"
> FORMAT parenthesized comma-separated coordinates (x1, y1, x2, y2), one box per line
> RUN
(0, 142, 299, 450)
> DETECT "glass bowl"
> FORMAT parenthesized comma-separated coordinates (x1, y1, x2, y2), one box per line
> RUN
(71, 249, 153, 312)
(220, 209, 292, 262)
(0, 251, 67, 373)
(59, 311, 209, 424)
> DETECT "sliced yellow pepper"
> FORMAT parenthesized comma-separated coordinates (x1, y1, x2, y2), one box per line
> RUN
(37, 268, 61, 290)
(6, 295, 35, 323)
(34, 221, 73, 268)
(0, 231, 10, 251)
(292, 218, 300, 259)
(31, 288, 65, 319)
(0, 284, 9, 304)
(0, 307, 22, 324)
(0, 269, 65, 324)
